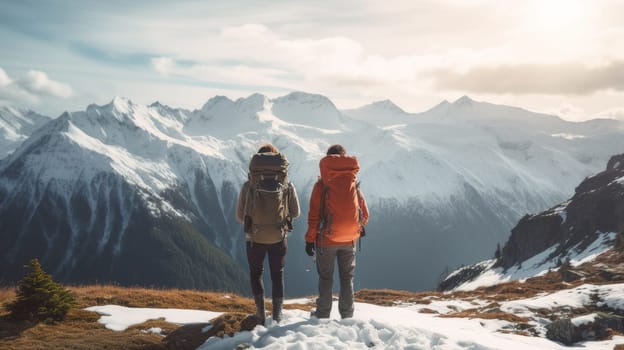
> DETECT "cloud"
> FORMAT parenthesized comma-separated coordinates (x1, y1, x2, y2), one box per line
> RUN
(150, 24, 426, 97)
(0, 67, 73, 106)
(18, 70, 73, 98)
(434, 61, 624, 95)
(0, 68, 12, 87)
(151, 57, 175, 76)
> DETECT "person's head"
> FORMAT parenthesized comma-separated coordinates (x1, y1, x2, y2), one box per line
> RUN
(326, 144, 346, 156)
(257, 143, 279, 153)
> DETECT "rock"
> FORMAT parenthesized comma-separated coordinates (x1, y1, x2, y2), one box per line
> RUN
(592, 313, 624, 336)
(163, 313, 260, 349)
(546, 313, 624, 345)
(607, 154, 624, 172)
(240, 314, 263, 331)
(163, 321, 224, 350)
(546, 319, 579, 345)
(560, 269, 584, 282)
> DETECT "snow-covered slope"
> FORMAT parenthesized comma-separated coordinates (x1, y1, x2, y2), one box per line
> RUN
(0, 106, 50, 158)
(441, 154, 624, 291)
(2, 93, 624, 295)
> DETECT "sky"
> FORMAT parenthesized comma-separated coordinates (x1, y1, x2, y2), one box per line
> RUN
(1, 0, 623, 121)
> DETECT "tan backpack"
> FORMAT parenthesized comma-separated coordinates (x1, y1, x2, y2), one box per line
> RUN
(243, 152, 291, 244)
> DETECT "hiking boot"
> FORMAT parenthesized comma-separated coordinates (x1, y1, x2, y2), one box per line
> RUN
(310, 309, 329, 319)
(272, 297, 283, 323)
(253, 294, 265, 325)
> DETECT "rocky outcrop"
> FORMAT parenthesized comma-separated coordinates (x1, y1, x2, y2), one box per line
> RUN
(498, 153, 624, 270)
(440, 153, 624, 290)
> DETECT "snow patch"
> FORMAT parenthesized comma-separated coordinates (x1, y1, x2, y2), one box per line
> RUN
(571, 313, 598, 327)
(85, 305, 222, 331)
(141, 327, 163, 335)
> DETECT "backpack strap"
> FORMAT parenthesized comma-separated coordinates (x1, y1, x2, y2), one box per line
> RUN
(317, 180, 330, 232)
(356, 181, 364, 226)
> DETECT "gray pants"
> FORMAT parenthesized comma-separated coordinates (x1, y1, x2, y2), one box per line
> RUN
(315, 243, 356, 318)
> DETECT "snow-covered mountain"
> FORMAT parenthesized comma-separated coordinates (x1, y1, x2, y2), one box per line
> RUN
(440, 153, 624, 291)
(0, 106, 50, 158)
(2, 92, 624, 295)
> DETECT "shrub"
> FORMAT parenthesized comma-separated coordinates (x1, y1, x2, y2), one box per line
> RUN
(6, 259, 75, 322)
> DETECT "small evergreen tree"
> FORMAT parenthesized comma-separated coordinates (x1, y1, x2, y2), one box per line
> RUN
(494, 243, 501, 259)
(6, 259, 75, 322)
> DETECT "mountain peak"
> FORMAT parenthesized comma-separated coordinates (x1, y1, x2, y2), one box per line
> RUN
(369, 99, 406, 114)
(453, 95, 475, 106)
(200, 95, 234, 111)
(236, 93, 268, 110)
(111, 96, 132, 111)
(278, 91, 333, 105)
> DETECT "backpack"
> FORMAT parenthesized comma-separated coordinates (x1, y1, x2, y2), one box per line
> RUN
(244, 152, 291, 244)
(318, 180, 364, 234)
(316, 155, 365, 243)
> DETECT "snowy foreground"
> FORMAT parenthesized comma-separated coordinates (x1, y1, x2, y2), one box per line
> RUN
(87, 284, 624, 350)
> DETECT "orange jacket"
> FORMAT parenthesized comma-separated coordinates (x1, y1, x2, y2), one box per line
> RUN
(305, 155, 369, 245)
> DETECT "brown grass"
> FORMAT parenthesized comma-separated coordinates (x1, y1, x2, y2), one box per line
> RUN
(355, 288, 440, 306)
(0, 308, 167, 350)
(0, 285, 281, 350)
(0, 287, 15, 307)
(70, 285, 255, 312)
(440, 310, 530, 323)
(614, 344, 624, 350)
(209, 312, 250, 338)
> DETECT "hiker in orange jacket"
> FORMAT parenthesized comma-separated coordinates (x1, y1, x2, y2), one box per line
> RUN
(305, 144, 369, 319)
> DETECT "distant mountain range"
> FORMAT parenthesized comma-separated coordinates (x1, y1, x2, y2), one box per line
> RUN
(1, 92, 624, 295)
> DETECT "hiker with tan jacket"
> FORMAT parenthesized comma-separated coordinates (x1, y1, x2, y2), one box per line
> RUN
(305, 144, 369, 319)
(236, 144, 300, 324)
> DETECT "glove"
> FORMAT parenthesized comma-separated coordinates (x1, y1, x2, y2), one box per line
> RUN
(360, 226, 366, 237)
(305, 242, 315, 257)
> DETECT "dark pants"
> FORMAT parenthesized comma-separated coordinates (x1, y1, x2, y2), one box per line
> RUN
(246, 240, 287, 298)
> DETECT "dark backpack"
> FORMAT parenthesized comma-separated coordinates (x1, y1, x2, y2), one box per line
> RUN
(244, 152, 291, 244)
